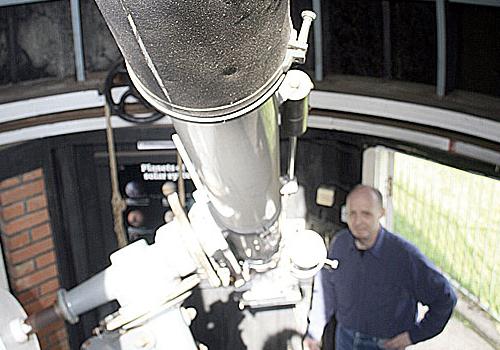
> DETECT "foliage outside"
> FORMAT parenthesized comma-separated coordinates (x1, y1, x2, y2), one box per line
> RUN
(392, 153, 500, 319)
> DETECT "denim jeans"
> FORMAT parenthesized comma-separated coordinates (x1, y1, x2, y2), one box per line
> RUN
(335, 324, 387, 350)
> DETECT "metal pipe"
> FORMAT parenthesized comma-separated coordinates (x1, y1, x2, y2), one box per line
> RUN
(0, 0, 50, 6)
(288, 136, 297, 180)
(24, 269, 113, 334)
(0, 240, 8, 291)
(382, 0, 392, 79)
(70, 0, 86, 81)
(25, 304, 61, 334)
(449, 0, 500, 6)
(7, 8, 18, 83)
(312, 0, 323, 81)
(436, 0, 446, 97)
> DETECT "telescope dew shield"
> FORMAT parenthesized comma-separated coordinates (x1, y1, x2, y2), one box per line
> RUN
(94, 0, 291, 121)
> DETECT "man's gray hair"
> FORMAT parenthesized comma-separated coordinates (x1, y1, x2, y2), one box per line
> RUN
(346, 184, 384, 208)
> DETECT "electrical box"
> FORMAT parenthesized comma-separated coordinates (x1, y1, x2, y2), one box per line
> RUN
(316, 185, 335, 207)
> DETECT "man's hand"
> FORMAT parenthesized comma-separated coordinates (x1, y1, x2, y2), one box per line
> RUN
(383, 331, 412, 349)
(303, 336, 321, 350)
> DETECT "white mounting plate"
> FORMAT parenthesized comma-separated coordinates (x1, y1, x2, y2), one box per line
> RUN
(0, 289, 40, 350)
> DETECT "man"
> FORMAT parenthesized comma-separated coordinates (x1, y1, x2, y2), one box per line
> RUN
(304, 185, 456, 350)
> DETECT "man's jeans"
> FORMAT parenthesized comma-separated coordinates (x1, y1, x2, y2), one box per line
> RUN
(335, 324, 387, 350)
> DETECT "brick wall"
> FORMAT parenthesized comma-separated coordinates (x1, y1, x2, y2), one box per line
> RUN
(0, 168, 70, 350)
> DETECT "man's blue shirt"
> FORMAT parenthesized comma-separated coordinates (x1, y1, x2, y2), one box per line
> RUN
(307, 227, 457, 344)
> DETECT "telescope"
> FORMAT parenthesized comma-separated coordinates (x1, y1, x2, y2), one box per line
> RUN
(1, 1, 328, 349)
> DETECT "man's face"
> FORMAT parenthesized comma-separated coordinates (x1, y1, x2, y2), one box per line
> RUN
(346, 189, 384, 248)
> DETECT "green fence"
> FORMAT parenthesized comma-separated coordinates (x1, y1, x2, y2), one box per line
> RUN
(392, 153, 500, 320)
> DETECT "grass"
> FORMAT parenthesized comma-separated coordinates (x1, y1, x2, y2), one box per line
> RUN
(392, 153, 500, 319)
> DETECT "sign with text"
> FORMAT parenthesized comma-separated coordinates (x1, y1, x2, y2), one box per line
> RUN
(140, 163, 191, 181)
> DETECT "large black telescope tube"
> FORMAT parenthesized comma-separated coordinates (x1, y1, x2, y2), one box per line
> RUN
(94, 0, 291, 120)
(94, 0, 293, 263)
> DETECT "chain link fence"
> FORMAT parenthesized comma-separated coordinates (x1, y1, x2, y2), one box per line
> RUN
(392, 153, 499, 321)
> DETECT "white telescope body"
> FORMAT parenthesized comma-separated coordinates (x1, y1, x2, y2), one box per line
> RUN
(0, 1, 327, 349)
(92, 0, 295, 263)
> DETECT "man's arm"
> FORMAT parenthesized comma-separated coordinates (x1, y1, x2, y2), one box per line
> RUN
(303, 336, 322, 350)
(305, 269, 334, 342)
(406, 248, 457, 344)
